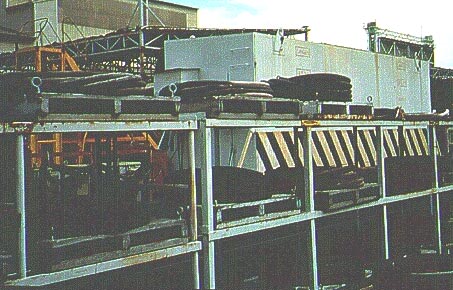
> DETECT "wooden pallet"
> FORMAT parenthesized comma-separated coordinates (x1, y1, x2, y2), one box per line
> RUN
(40, 94, 181, 120)
(314, 114, 373, 120)
(316, 183, 380, 211)
(115, 219, 188, 250)
(181, 95, 302, 119)
(39, 218, 188, 272)
(349, 104, 373, 116)
(355, 183, 380, 204)
(215, 194, 302, 229)
(300, 101, 373, 120)
(51, 238, 189, 272)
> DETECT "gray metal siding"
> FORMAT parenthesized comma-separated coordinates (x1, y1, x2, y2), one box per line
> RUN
(61, 24, 110, 42)
(0, 40, 32, 52)
(149, 0, 198, 28)
(0, 1, 34, 33)
(256, 35, 431, 111)
(217, 129, 260, 170)
(34, 0, 60, 44)
(165, 33, 431, 112)
(0, 41, 15, 52)
(154, 68, 200, 95)
(165, 33, 255, 81)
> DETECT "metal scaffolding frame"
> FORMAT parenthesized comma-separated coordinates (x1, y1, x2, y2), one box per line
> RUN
(0, 26, 310, 78)
(431, 67, 453, 79)
(1, 112, 452, 289)
(197, 117, 453, 290)
(365, 22, 435, 65)
(2, 115, 201, 289)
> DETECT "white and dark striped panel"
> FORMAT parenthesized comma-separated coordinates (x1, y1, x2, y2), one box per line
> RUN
(407, 128, 429, 156)
(255, 127, 429, 172)
(256, 132, 281, 170)
(256, 131, 306, 169)
(383, 129, 398, 157)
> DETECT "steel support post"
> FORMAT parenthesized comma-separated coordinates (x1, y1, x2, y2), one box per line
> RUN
(53, 133, 62, 165)
(191, 252, 200, 289)
(434, 193, 443, 254)
(199, 121, 215, 289)
(189, 130, 200, 289)
(302, 127, 318, 290)
(382, 205, 390, 260)
(303, 127, 315, 213)
(428, 126, 440, 189)
(293, 127, 299, 160)
(375, 127, 390, 259)
(293, 127, 301, 168)
(214, 128, 221, 166)
(145, 0, 149, 25)
(16, 134, 27, 278)
(353, 126, 359, 167)
(138, 0, 145, 77)
(428, 125, 442, 254)
(398, 125, 405, 156)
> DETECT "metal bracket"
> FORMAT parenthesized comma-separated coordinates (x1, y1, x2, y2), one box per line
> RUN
(9, 122, 34, 134)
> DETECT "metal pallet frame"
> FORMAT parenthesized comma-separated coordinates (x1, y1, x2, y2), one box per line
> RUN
(1, 117, 201, 289)
(197, 118, 453, 290)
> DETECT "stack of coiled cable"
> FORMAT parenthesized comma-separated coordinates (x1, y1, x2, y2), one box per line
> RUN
(158, 80, 274, 101)
(265, 73, 353, 102)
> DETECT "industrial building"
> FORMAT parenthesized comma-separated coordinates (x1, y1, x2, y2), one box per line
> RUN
(0, 25, 34, 53)
(0, 0, 197, 43)
(0, 2, 452, 290)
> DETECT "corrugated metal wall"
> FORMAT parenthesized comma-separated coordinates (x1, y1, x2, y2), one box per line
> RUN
(0, 1, 34, 34)
(59, 0, 196, 40)
(1, 0, 198, 42)
(0, 40, 33, 53)
(0, 42, 15, 52)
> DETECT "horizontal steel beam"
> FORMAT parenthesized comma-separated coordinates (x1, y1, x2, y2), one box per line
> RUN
(5, 242, 202, 287)
(204, 118, 437, 128)
(208, 185, 453, 240)
(0, 120, 197, 134)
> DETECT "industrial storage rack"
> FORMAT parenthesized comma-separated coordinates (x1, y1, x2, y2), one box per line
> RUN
(0, 116, 202, 289)
(1, 112, 452, 289)
(197, 117, 453, 290)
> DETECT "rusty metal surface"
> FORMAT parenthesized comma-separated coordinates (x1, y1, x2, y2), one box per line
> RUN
(52, 237, 188, 271)
(5, 241, 201, 287)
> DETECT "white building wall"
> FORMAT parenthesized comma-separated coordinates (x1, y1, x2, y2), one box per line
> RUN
(164, 32, 431, 112)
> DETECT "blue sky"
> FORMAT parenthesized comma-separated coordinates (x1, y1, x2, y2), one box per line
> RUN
(168, 0, 453, 69)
